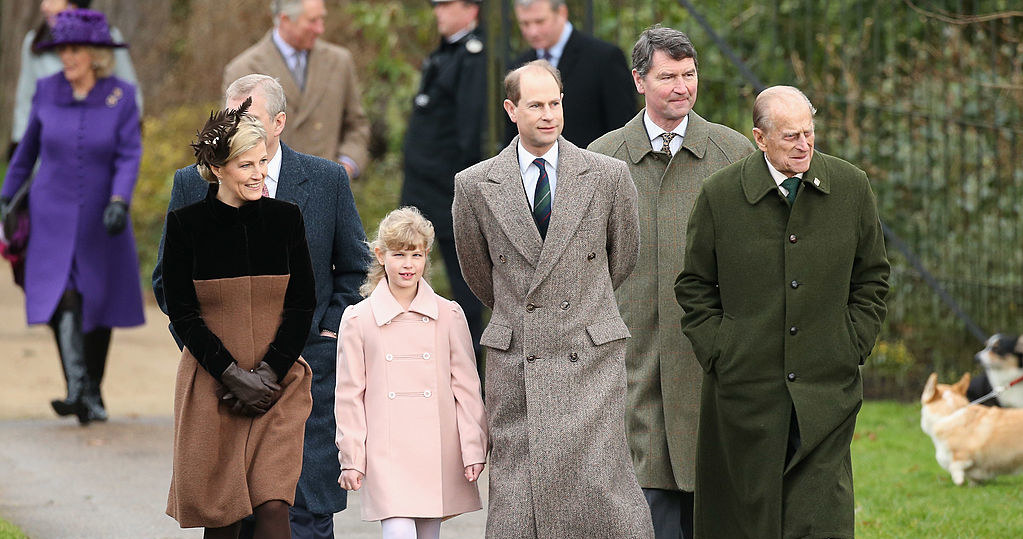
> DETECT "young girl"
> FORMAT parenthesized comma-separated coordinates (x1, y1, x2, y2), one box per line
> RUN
(334, 207, 488, 539)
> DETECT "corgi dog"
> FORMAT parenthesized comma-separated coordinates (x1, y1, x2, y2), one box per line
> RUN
(920, 372, 1023, 485)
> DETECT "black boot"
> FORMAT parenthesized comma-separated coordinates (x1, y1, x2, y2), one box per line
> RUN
(48, 291, 90, 424)
(81, 327, 111, 422)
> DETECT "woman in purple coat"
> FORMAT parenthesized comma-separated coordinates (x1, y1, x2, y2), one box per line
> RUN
(0, 9, 144, 425)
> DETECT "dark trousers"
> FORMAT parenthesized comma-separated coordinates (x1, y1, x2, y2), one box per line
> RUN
(643, 488, 694, 539)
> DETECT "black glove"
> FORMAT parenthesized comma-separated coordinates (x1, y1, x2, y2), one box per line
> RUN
(102, 199, 128, 235)
(219, 362, 280, 416)
(5, 142, 16, 162)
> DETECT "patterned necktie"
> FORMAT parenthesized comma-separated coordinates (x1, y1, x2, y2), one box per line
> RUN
(261, 181, 270, 198)
(659, 132, 677, 157)
(291, 51, 306, 90)
(781, 176, 800, 207)
(532, 158, 552, 240)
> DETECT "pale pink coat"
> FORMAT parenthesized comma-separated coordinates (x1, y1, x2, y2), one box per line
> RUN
(334, 278, 488, 521)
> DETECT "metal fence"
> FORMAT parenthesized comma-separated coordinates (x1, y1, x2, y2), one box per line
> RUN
(488, 0, 1023, 386)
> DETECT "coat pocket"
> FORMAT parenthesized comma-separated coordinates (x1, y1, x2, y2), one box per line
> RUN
(585, 317, 632, 346)
(706, 314, 735, 374)
(480, 322, 513, 351)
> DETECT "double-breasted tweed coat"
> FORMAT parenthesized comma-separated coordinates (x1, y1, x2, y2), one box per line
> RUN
(588, 110, 754, 491)
(223, 32, 371, 171)
(453, 137, 654, 538)
(675, 150, 890, 538)
(335, 279, 487, 521)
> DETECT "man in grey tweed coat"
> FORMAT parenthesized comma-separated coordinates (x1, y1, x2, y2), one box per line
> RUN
(589, 27, 754, 539)
(453, 61, 654, 538)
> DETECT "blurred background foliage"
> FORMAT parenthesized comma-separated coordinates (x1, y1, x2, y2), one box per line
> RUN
(1, 0, 1021, 398)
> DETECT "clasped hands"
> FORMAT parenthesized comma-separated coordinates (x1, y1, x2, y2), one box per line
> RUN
(219, 361, 280, 416)
(337, 463, 485, 491)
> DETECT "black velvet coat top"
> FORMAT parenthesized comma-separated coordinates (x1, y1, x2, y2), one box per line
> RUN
(162, 184, 315, 381)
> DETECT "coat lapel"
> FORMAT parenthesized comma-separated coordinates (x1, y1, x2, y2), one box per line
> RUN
(479, 139, 544, 265)
(274, 143, 310, 212)
(255, 33, 303, 109)
(291, 39, 330, 129)
(556, 29, 583, 78)
(529, 138, 596, 294)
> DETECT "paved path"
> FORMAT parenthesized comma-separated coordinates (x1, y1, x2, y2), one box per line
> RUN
(0, 278, 487, 538)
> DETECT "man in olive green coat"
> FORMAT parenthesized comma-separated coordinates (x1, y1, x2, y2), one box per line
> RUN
(675, 86, 889, 539)
(589, 26, 753, 539)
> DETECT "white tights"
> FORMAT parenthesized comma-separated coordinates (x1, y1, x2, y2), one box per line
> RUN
(380, 517, 441, 539)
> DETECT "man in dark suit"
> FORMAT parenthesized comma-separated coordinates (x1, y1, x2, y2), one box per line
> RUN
(152, 74, 369, 539)
(401, 0, 487, 368)
(508, 0, 636, 148)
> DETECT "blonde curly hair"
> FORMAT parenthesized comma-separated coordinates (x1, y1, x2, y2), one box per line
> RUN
(360, 207, 436, 297)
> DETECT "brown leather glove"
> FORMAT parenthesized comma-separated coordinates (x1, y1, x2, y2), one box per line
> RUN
(219, 362, 280, 416)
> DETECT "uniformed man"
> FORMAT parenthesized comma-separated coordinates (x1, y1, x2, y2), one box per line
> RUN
(401, 0, 487, 369)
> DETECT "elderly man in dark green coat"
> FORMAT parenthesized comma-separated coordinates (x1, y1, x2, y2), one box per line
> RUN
(589, 26, 753, 539)
(675, 85, 889, 539)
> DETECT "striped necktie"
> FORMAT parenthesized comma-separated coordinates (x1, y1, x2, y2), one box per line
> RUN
(532, 158, 552, 240)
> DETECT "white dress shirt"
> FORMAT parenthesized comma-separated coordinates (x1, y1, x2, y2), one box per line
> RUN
(764, 154, 804, 196)
(264, 141, 283, 199)
(536, 21, 573, 68)
(643, 111, 688, 156)
(518, 141, 559, 208)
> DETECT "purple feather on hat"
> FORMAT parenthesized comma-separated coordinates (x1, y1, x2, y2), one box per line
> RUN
(36, 9, 127, 50)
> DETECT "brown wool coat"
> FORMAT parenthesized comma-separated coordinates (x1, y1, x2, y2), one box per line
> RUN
(453, 137, 654, 538)
(223, 32, 370, 171)
(588, 110, 754, 491)
(675, 150, 890, 539)
(167, 276, 313, 528)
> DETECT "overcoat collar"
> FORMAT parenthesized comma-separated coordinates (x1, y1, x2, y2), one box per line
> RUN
(479, 136, 596, 293)
(203, 183, 263, 224)
(368, 278, 439, 326)
(555, 27, 582, 77)
(623, 110, 710, 164)
(274, 143, 310, 213)
(54, 74, 121, 108)
(741, 150, 832, 205)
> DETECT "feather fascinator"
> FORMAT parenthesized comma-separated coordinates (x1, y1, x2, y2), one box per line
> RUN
(190, 96, 253, 169)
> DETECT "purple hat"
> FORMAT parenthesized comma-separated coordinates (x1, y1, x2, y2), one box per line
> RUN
(37, 9, 127, 50)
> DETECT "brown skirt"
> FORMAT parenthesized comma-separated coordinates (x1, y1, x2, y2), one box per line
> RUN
(165, 275, 313, 528)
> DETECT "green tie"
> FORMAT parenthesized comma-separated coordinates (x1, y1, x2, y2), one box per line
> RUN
(781, 177, 800, 207)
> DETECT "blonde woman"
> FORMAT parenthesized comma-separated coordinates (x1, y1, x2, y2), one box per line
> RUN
(335, 207, 487, 539)
(162, 98, 313, 538)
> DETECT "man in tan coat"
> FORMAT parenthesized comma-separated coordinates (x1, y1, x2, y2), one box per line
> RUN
(223, 0, 370, 179)
(589, 26, 753, 539)
(453, 61, 653, 538)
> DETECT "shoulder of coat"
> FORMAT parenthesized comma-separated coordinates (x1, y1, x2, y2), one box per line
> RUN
(448, 300, 464, 317)
(587, 127, 627, 156)
(704, 123, 756, 162)
(342, 301, 368, 322)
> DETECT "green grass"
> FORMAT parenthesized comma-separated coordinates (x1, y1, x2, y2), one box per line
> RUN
(0, 518, 26, 539)
(853, 400, 1023, 537)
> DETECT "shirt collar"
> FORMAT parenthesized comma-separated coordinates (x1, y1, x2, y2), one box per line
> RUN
(265, 141, 283, 191)
(643, 111, 688, 146)
(272, 28, 303, 60)
(446, 22, 477, 44)
(517, 140, 559, 176)
(368, 278, 439, 326)
(763, 153, 803, 187)
(539, 21, 573, 61)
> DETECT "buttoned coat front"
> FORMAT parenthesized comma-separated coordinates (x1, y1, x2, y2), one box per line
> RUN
(334, 279, 487, 521)
(223, 32, 371, 171)
(453, 137, 653, 538)
(675, 150, 890, 539)
(2, 73, 144, 332)
(589, 110, 754, 491)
